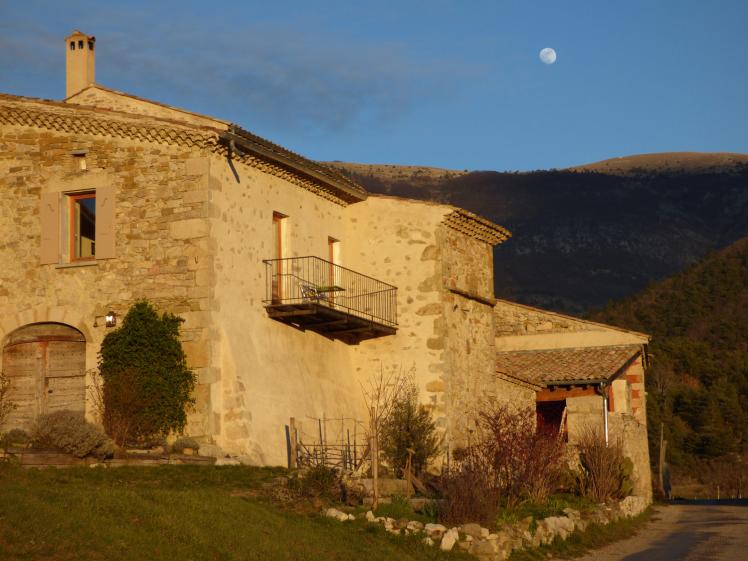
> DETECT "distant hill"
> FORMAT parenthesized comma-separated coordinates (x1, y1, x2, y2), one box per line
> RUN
(569, 152, 748, 175)
(326, 153, 748, 314)
(590, 236, 748, 481)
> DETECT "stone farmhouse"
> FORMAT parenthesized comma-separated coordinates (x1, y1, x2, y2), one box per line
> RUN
(0, 31, 651, 500)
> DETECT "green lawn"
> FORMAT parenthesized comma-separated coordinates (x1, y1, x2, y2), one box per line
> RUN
(0, 464, 472, 561)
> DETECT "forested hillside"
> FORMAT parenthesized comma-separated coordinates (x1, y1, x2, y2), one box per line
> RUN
(591, 237, 748, 488)
(328, 154, 748, 314)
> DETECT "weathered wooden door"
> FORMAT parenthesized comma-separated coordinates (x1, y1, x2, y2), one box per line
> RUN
(2, 323, 86, 430)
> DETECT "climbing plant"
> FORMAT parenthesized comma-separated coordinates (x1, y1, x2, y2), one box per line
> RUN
(99, 301, 195, 445)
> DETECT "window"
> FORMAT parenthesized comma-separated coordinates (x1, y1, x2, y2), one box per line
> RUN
(69, 41, 75, 51)
(271, 212, 287, 300)
(69, 192, 96, 260)
(39, 186, 115, 265)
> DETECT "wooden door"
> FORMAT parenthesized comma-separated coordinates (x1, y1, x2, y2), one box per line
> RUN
(2, 324, 85, 430)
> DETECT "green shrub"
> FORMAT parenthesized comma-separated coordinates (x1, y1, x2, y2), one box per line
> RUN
(421, 500, 439, 522)
(31, 410, 114, 459)
(290, 464, 339, 499)
(172, 436, 200, 453)
(380, 383, 439, 476)
(0, 428, 31, 448)
(99, 301, 196, 445)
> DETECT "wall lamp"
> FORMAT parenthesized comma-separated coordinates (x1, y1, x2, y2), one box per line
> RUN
(105, 311, 117, 328)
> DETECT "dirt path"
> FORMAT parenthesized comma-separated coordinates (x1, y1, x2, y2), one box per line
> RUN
(554, 503, 748, 561)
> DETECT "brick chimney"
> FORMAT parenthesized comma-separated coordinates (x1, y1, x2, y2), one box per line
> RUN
(65, 30, 95, 98)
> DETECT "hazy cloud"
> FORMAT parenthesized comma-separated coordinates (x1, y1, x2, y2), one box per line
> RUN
(0, 11, 473, 133)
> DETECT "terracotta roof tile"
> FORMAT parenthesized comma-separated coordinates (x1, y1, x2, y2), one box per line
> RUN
(443, 208, 511, 245)
(496, 345, 642, 386)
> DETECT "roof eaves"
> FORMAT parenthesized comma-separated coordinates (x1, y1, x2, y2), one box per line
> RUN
(221, 127, 367, 204)
(443, 208, 511, 246)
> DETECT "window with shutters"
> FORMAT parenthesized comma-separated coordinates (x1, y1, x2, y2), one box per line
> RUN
(40, 186, 116, 265)
(69, 192, 96, 260)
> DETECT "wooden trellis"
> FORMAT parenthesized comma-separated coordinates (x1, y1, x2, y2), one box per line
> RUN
(285, 415, 370, 472)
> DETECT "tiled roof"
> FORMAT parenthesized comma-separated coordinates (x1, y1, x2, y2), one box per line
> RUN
(0, 93, 364, 205)
(443, 208, 511, 246)
(496, 345, 642, 386)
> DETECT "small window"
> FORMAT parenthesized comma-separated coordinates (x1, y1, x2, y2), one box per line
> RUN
(69, 192, 96, 260)
(87, 41, 94, 51)
(69, 41, 75, 51)
(78, 40, 84, 49)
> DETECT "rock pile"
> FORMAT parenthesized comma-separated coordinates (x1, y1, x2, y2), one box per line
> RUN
(324, 496, 649, 561)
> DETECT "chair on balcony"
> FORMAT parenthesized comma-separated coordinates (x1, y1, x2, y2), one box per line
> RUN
(299, 281, 321, 302)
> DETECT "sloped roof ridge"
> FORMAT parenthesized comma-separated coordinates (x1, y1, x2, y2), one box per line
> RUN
(443, 207, 511, 246)
(64, 86, 365, 199)
(496, 343, 642, 355)
(494, 298, 650, 340)
(64, 84, 231, 125)
(0, 92, 363, 205)
(229, 124, 366, 199)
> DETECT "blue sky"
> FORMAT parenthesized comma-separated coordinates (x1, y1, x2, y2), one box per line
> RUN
(2, 0, 747, 170)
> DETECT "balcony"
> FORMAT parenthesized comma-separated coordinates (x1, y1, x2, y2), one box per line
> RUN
(263, 256, 397, 344)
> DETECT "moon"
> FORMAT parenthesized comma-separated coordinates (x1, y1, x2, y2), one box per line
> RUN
(539, 47, 557, 65)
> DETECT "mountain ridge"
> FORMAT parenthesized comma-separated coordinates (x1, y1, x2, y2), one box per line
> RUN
(326, 152, 748, 314)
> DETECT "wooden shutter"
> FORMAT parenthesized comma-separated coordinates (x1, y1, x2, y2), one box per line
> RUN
(40, 192, 60, 264)
(95, 185, 116, 259)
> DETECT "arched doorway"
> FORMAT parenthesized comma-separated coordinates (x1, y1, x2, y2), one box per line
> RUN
(2, 323, 86, 430)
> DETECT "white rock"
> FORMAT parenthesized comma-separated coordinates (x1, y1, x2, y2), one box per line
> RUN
(324, 508, 351, 522)
(423, 536, 434, 546)
(440, 528, 459, 551)
(480, 527, 490, 539)
(365, 510, 376, 522)
(424, 523, 447, 538)
(347, 514, 355, 521)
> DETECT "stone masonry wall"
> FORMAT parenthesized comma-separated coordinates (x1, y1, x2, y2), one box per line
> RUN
(438, 225, 498, 448)
(0, 122, 213, 433)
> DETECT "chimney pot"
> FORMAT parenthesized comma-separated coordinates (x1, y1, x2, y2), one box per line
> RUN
(65, 30, 96, 99)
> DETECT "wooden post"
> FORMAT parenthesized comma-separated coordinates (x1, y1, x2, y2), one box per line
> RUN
(370, 406, 379, 509)
(353, 424, 358, 469)
(289, 417, 298, 469)
(405, 449, 414, 498)
(658, 422, 665, 496)
(318, 417, 325, 465)
(347, 429, 352, 471)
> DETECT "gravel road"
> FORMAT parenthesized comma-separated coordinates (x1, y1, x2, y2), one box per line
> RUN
(555, 503, 748, 561)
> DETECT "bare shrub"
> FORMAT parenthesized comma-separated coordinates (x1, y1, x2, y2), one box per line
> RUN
(440, 448, 501, 526)
(479, 404, 567, 506)
(0, 371, 17, 427)
(360, 364, 411, 441)
(100, 369, 140, 446)
(32, 409, 114, 459)
(441, 404, 567, 525)
(575, 425, 629, 502)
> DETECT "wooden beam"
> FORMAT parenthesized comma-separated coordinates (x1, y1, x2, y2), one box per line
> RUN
(310, 319, 350, 329)
(536, 386, 599, 402)
(267, 309, 318, 319)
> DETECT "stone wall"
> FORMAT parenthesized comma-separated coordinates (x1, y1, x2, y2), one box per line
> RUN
(208, 150, 362, 465)
(0, 121, 213, 430)
(494, 300, 648, 351)
(66, 86, 229, 130)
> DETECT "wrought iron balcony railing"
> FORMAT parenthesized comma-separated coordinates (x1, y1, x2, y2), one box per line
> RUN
(262, 256, 397, 342)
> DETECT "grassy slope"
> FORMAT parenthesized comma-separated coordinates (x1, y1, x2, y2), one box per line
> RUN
(0, 465, 471, 561)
